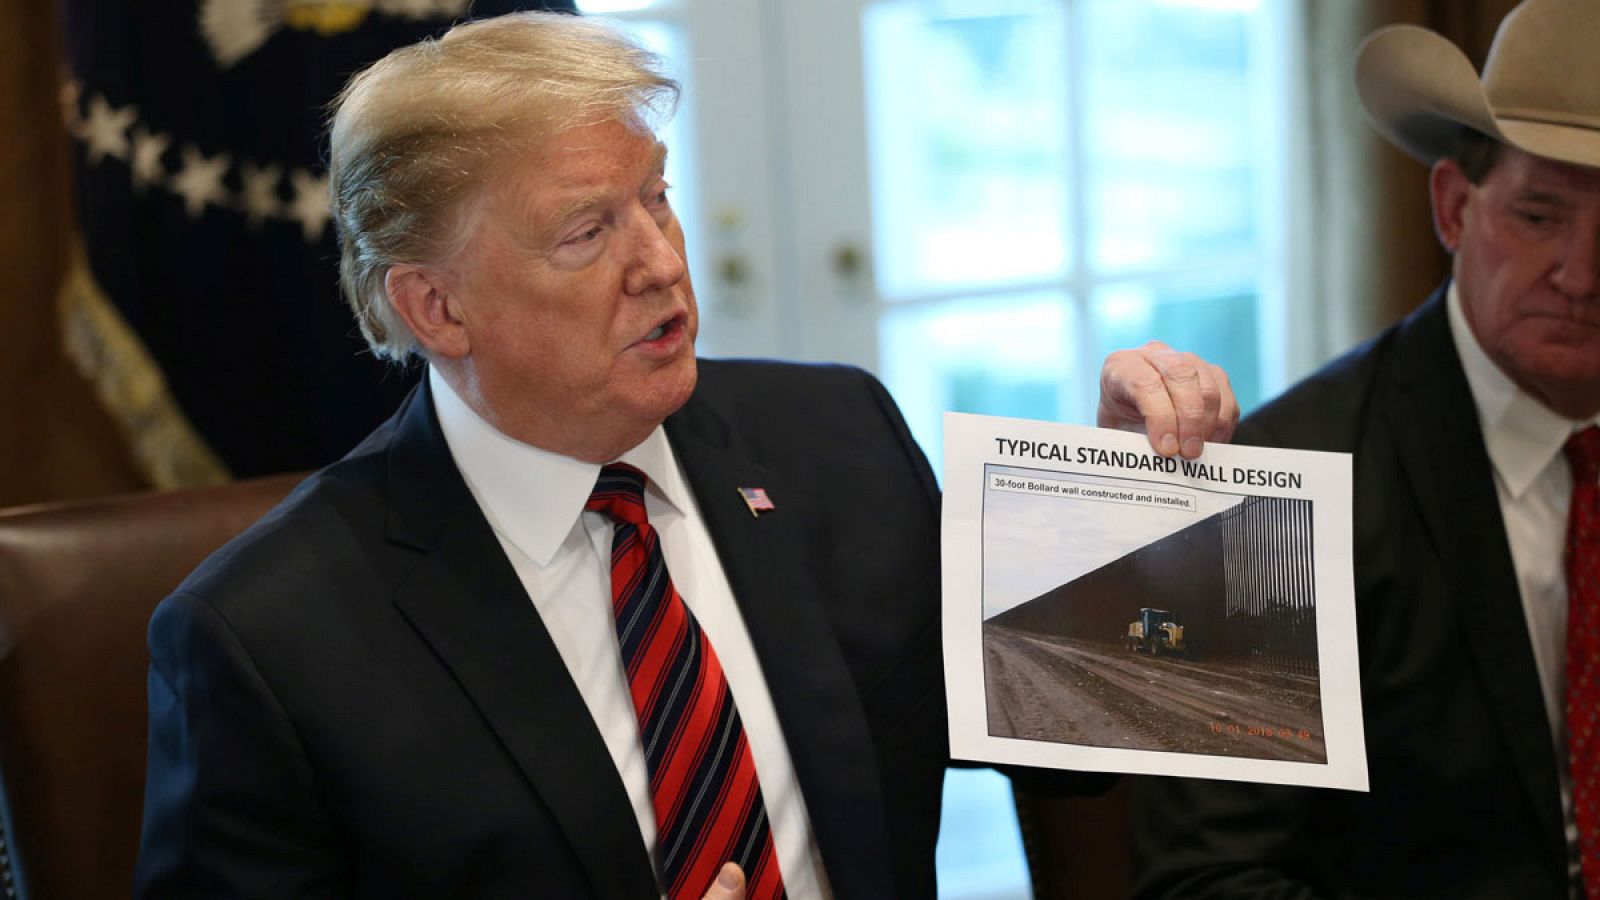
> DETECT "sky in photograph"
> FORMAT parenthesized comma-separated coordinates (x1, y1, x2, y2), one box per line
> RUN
(981, 465, 1246, 618)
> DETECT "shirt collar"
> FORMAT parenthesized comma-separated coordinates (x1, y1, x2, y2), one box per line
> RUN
(1447, 282, 1600, 498)
(429, 367, 688, 566)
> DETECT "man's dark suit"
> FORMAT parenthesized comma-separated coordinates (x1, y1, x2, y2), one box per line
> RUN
(135, 359, 949, 898)
(1132, 287, 1570, 899)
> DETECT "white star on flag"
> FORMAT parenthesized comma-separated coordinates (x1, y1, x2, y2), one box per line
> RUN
(59, 79, 83, 136)
(130, 126, 172, 192)
(171, 145, 232, 218)
(82, 94, 137, 164)
(288, 169, 331, 242)
(240, 162, 285, 227)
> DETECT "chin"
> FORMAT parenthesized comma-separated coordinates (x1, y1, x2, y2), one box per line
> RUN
(642, 356, 699, 420)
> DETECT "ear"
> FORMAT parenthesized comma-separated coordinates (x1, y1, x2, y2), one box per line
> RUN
(385, 264, 471, 359)
(1429, 158, 1472, 253)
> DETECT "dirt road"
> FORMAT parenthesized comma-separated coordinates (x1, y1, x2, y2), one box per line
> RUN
(983, 624, 1326, 762)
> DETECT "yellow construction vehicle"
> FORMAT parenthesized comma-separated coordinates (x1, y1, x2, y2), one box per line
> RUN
(1126, 607, 1187, 658)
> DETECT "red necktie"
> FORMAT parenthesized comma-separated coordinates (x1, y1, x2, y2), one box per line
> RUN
(587, 464, 786, 900)
(1566, 425, 1600, 892)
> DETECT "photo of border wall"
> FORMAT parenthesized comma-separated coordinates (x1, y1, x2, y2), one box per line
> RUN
(982, 486, 1326, 763)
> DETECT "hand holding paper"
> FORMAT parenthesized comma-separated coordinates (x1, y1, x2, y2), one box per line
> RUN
(1096, 340, 1240, 459)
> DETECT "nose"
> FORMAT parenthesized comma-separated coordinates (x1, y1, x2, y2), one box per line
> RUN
(1551, 219, 1600, 300)
(622, 209, 687, 297)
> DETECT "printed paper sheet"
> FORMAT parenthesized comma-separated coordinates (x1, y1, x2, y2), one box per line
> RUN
(942, 412, 1368, 790)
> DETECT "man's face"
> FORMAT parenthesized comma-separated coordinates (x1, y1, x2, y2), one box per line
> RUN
(444, 119, 699, 460)
(1434, 145, 1600, 418)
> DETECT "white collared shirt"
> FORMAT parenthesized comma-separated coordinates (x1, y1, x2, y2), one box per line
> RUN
(429, 368, 830, 899)
(1448, 283, 1600, 888)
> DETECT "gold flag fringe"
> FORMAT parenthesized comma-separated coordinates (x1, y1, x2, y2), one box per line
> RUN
(57, 238, 232, 489)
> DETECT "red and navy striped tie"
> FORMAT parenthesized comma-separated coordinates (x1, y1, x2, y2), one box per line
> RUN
(587, 463, 786, 900)
(1567, 426, 1600, 893)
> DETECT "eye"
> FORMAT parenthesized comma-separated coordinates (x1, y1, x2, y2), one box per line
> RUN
(1512, 204, 1563, 228)
(564, 224, 603, 245)
(647, 183, 671, 208)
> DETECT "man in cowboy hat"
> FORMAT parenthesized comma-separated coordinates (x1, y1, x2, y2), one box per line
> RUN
(1131, 0, 1600, 897)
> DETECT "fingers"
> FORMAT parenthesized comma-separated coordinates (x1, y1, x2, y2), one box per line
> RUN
(1211, 365, 1240, 445)
(701, 863, 745, 900)
(1097, 341, 1240, 458)
(1097, 342, 1182, 455)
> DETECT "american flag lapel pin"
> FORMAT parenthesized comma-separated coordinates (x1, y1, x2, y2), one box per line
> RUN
(736, 486, 776, 518)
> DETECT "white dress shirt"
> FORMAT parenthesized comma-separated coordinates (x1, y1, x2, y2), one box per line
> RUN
(1448, 283, 1600, 888)
(429, 368, 830, 899)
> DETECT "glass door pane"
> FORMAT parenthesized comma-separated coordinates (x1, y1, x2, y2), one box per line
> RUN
(1081, 0, 1264, 271)
(863, 0, 1070, 297)
(1091, 276, 1263, 407)
(881, 292, 1075, 475)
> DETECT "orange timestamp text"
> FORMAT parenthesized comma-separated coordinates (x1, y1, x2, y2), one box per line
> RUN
(1209, 722, 1312, 740)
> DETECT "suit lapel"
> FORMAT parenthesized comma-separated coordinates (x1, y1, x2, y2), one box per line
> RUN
(382, 379, 659, 898)
(1381, 292, 1566, 852)
(666, 391, 897, 898)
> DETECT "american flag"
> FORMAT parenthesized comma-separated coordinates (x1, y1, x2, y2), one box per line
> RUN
(58, 0, 569, 479)
(737, 486, 775, 517)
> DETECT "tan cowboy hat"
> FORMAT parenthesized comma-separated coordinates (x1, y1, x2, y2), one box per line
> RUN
(1354, 0, 1600, 169)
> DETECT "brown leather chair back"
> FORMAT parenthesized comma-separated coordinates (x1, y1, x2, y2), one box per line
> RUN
(0, 475, 303, 899)
(1014, 777, 1134, 899)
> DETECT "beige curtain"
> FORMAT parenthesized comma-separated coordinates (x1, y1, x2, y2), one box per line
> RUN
(1292, 0, 1517, 375)
(0, 0, 147, 507)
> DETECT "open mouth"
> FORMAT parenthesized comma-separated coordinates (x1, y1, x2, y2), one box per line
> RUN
(636, 312, 688, 347)
(637, 314, 686, 347)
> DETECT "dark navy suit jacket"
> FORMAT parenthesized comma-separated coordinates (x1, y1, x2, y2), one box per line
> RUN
(136, 359, 949, 898)
(1132, 288, 1570, 899)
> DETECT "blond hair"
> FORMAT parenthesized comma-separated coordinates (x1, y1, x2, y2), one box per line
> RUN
(328, 11, 678, 361)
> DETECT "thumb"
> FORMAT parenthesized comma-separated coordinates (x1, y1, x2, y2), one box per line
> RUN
(701, 862, 745, 900)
